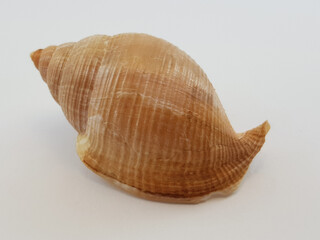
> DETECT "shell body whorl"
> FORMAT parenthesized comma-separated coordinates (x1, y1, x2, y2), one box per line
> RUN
(31, 33, 270, 203)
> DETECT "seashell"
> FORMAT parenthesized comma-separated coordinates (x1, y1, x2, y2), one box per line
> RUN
(31, 33, 270, 203)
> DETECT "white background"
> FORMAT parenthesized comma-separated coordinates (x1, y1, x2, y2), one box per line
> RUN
(1, 0, 319, 239)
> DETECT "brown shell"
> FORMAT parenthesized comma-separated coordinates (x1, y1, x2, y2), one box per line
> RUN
(31, 33, 270, 203)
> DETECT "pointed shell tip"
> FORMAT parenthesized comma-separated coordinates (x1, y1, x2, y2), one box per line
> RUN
(30, 49, 42, 69)
(262, 120, 271, 135)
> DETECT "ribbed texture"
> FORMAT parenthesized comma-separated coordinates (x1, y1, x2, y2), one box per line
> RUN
(31, 33, 270, 203)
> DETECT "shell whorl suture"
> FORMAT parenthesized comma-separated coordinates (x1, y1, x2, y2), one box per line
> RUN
(31, 33, 270, 203)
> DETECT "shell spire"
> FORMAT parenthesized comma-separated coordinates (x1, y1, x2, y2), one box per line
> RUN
(30, 49, 42, 69)
(31, 33, 270, 203)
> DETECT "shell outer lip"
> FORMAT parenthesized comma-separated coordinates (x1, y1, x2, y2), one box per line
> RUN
(76, 134, 242, 204)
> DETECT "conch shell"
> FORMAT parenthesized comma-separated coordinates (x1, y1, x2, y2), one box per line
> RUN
(31, 33, 270, 203)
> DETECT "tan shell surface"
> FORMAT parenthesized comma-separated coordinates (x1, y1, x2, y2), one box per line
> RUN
(31, 33, 270, 203)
